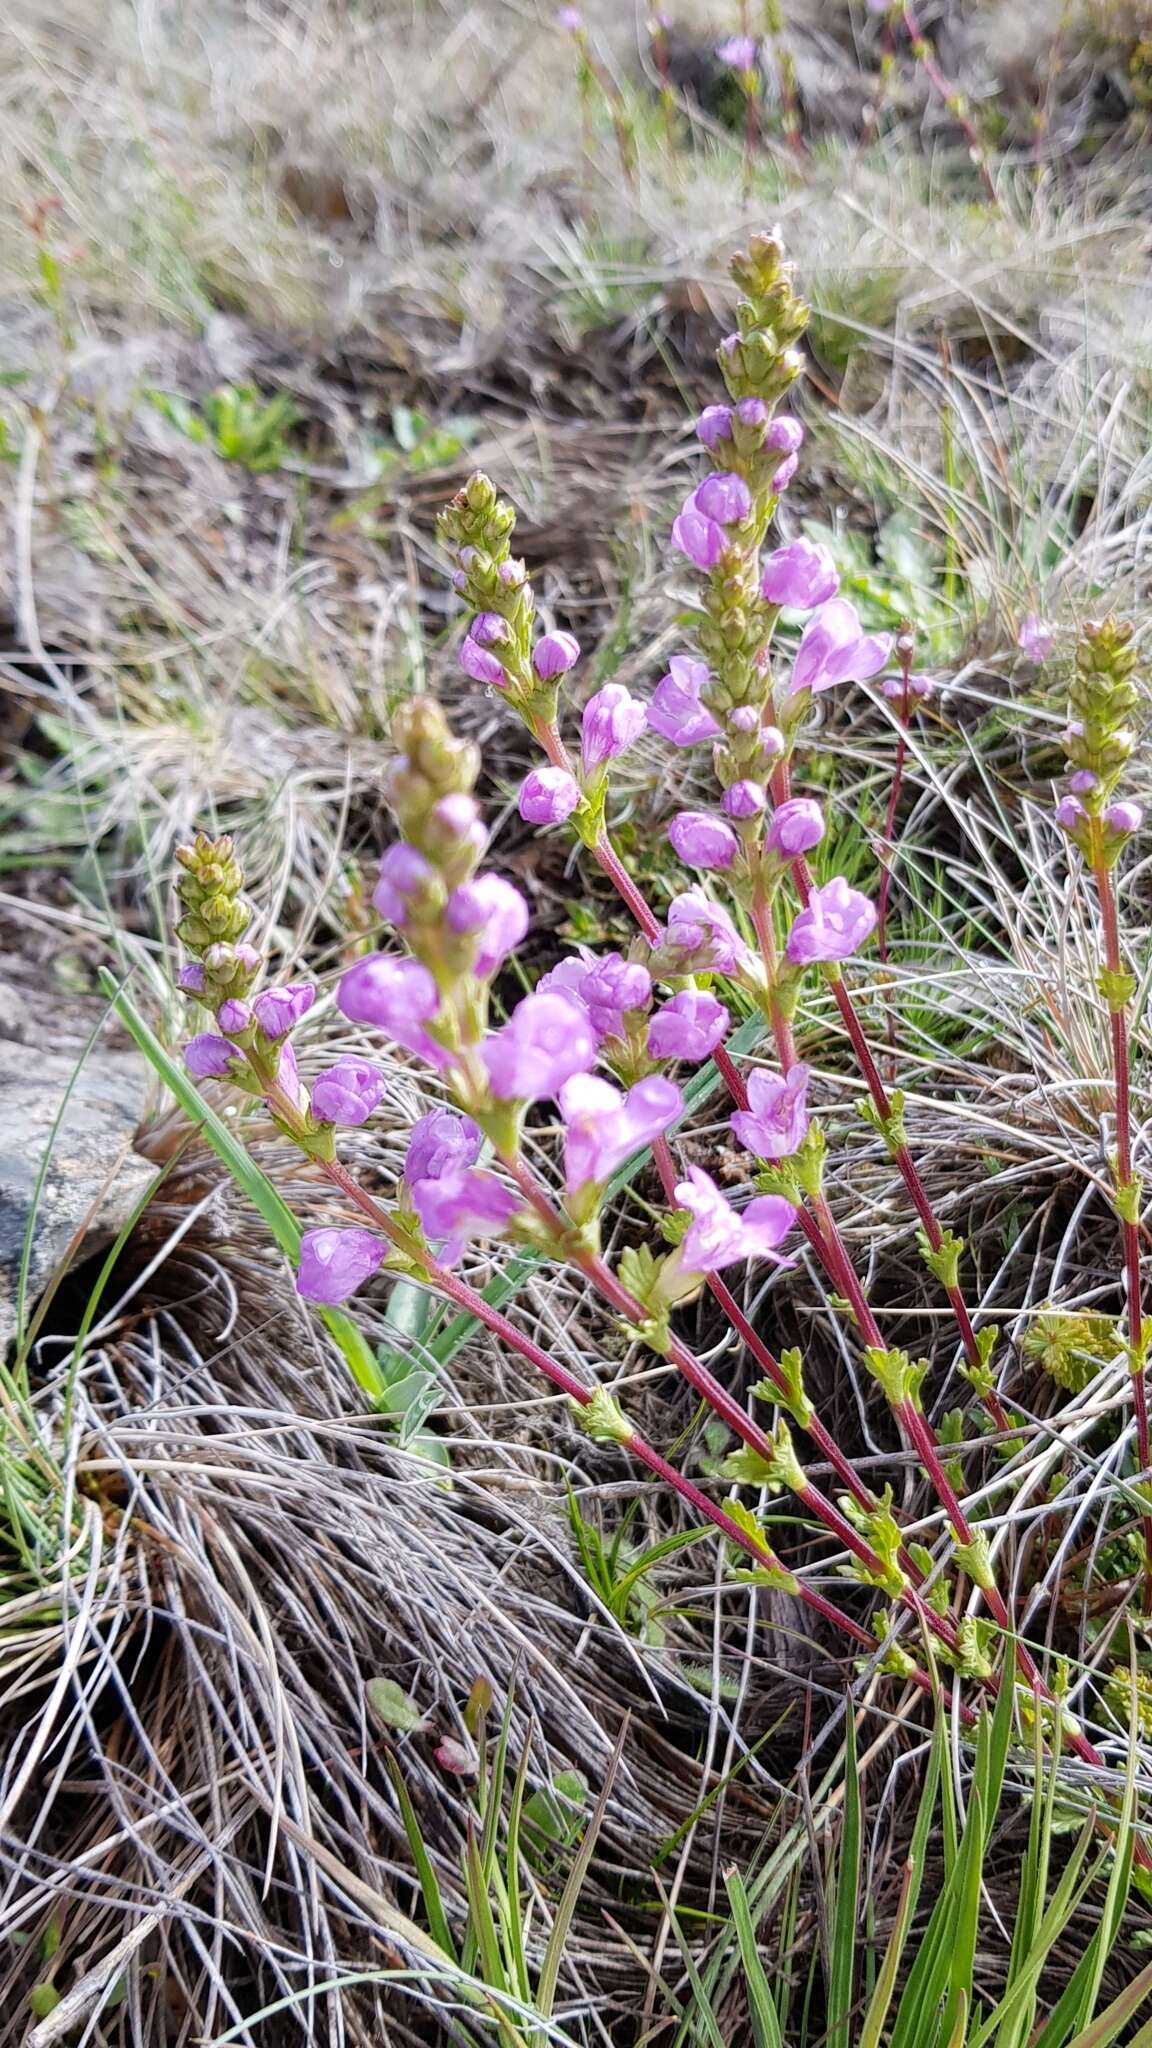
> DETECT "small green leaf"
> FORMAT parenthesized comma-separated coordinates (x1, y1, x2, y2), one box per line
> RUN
(367, 1678, 426, 1733)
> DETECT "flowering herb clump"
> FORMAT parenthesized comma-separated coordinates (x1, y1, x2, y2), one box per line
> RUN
(168, 232, 1149, 1833)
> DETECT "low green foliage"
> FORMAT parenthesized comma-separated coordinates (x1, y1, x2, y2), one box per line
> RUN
(146, 382, 301, 471)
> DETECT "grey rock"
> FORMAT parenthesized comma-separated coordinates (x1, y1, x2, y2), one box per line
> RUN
(0, 967, 157, 1353)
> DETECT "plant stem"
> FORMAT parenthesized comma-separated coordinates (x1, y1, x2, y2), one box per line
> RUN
(1092, 846, 1152, 1606)
(901, 0, 999, 207)
(876, 655, 911, 1073)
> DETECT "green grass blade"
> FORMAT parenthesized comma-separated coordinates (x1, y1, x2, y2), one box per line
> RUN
(535, 1720, 626, 2020)
(1062, 1957, 1152, 2048)
(858, 1855, 918, 2048)
(384, 1754, 457, 1963)
(723, 1868, 784, 2048)
(827, 1712, 861, 2048)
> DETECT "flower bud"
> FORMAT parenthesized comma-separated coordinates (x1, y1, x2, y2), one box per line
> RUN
(1104, 800, 1142, 836)
(520, 766, 581, 823)
(252, 982, 316, 1041)
(765, 797, 825, 858)
(722, 779, 765, 819)
(668, 811, 739, 869)
(532, 631, 581, 679)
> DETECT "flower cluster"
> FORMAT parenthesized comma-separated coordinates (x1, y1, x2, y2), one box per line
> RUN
(1053, 618, 1144, 866)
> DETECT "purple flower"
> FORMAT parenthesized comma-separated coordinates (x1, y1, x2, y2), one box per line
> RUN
(337, 954, 445, 1065)
(771, 452, 799, 493)
(786, 878, 877, 964)
(1068, 770, 1098, 794)
(881, 672, 935, 701)
(557, 5, 582, 27)
(577, 952, 652, 1040)
(664, 889, 749, 973)
(460, 636, 506, 686)
(727, 706, 760, 735)
(648, 656, 721, 746)
(297, 1227, 386, 1304)
(311, 1057, 386, 1126)
(533, 631, 581, 679)
(560, 1073, 683, 1191)
(405, 1107, 483, 1186)
(765, 416, 804, 454)
(252, 982, 316, 1040)
(671, 494, 726, 571)
(731, 1064, 810, 1160)
(217, 998, 252, 1035)
(482, 991, 597, 1101)
(1055, 794, 1086, 831)
(472, 612, 511, 647)
(648, 989, 729, 1061)
(581, 684, 647, 772)
(761, 538, 839, 610)
(374, 843, 435, 928)
(668, 810, 739, 869)
(430, 794, 489, 861)
(1105, 800, 1143, 835)
(722, 780, 765, 819)
(446, 874, 530, 978)
(716, 33, 757, 68)
(697, 405, 734, 452)
(184, 1032, 241, 1079)
(177, 963, 206, 994)
(674, 1165, 796, 1275)
(204, 940, 261, 977)
(1018, 615, 1054, 661)
(694, 472, 752, 526)
(765, 797, 825, 859)
(411, 1168, 522, 1267)
(789, 599, 893, 696)
(519, 766, 581, 824)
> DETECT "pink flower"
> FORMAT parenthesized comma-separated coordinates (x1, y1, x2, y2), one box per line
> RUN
(648, 655, 721, 746)
(1018, 615, 1054, 662)
(716, 33, 757, 68)
(1068, 770, 1098, 794)
(581, 684, 647, 771)
(460, 635, 506, 686)
(696, 405, 734, 452)
(184, 1032, 242, 1079)
(177, 963, 206, 994)
(538, 950, 650, 1042)
(765, 416, 803, 454)
(482, 991, 598, 1101)
(881, 672, 935, 702)
(533, 631, 581, 679)
(786, 878, 877, 964)
(674, 1165, 795, 1275)
(648, 989, 729, 1061)
(731, 1064, 810, 1160)
(297, 1227, 386, 1304)
(789, 600, 892, 696)
(559, 1073, 682, 1190)
(765, 797, 825, 859)
(663, 889, 749, 974)
(337, 954, 446, 1066)
(252, 982, 316, 1040)
(519, 766, 581, 824)
(722, 780, 765, 819)
(668, 810, 739, 869)
(671, 494, 726, 570)
(771, 452, 799, 493)
(761, 538, 839, 610)
(472, 612, 511, 647)
(374, 843, 435, 927)
(311, 1057, 385, 1126)
(405, 1108, 483, 1185)
(694, 472, 752, 526)
(217, 999, 252, 1034)
(736, 397, 769, 429)
(411, 1168, 521, 1267)
(1055, 794, 1086, 832)
(1105, 800, 1142, 835)
(446, 874, 530, 978)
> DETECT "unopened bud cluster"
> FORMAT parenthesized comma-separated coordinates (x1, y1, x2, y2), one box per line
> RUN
(1054, 617, 1145, 865)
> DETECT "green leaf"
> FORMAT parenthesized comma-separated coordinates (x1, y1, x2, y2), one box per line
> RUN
(827, 1713, 861, 2048)
(724, 1868, 783, 2048)
(385, 1752, 458, 1963)
(367, 1678, 426, 1733)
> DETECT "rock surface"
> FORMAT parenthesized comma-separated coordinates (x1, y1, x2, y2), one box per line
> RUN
(0, 963, 157, 1352)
